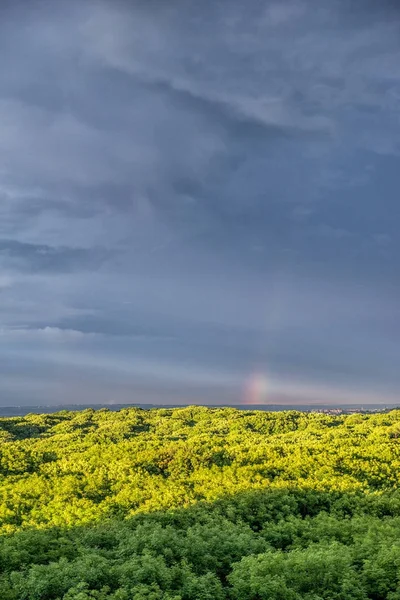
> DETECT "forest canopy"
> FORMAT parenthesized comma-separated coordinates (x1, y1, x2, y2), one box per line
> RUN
(0, 406, 400, 599)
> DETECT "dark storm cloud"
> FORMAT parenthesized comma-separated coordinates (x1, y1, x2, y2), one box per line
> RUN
(0, 239, 108, 273)
(0, 0, 399, 405)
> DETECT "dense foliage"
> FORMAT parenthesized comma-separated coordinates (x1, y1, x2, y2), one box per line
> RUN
(1, 406, 400, 598)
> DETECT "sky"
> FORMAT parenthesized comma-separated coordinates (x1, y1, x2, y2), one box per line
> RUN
(0, 0, 399, 406)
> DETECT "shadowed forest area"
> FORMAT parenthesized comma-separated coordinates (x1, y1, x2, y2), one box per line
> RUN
(1, 406, 400, 598)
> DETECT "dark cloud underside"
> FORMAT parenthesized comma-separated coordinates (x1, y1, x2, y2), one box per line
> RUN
(0, 0, 399, 405)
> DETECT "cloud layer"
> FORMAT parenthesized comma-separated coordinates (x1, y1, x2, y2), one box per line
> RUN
(0, 0, 399, 405)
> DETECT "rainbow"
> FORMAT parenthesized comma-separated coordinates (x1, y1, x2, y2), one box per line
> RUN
(243, 372, 269, 404)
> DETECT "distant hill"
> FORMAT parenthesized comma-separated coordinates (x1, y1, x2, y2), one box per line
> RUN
(0, 402, 397, 416)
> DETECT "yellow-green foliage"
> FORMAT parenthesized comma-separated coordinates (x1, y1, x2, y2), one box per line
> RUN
(1, 407, 400, 599)
(0, 407, 400, 532)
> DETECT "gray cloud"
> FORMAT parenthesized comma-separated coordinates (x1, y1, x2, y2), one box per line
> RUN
(0, 0, 399, 405)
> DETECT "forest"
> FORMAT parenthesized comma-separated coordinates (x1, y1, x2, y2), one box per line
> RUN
(0, 405, 400, 599)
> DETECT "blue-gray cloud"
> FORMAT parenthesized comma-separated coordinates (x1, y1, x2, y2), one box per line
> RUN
(0, 0, 399, 406)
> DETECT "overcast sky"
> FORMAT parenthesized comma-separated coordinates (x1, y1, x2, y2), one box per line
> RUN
(0, 0, 399, 406)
